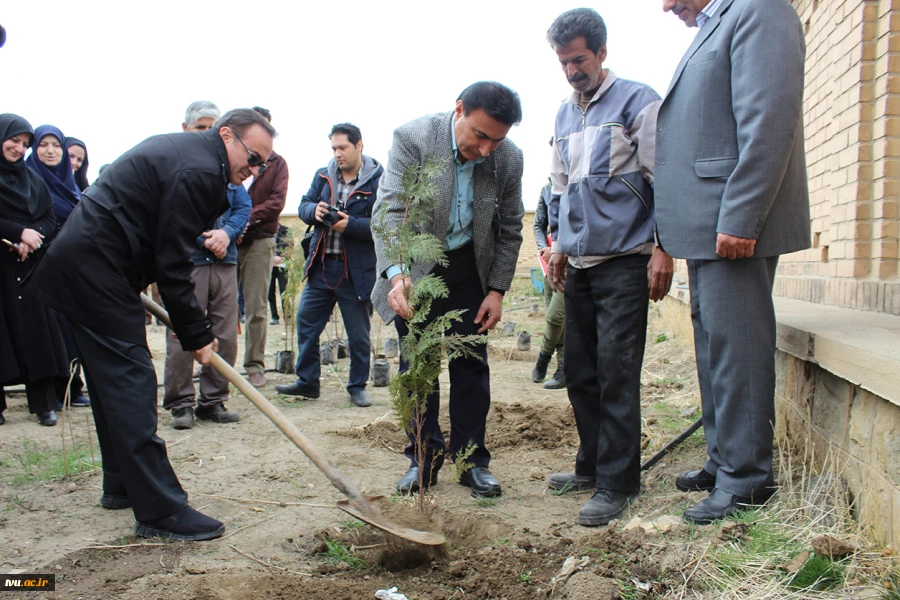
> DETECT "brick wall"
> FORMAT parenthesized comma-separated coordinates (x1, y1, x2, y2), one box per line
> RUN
(777, 0, 900, 314)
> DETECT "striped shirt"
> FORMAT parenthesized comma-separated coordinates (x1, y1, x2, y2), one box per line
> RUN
(696, 0, 725, 29)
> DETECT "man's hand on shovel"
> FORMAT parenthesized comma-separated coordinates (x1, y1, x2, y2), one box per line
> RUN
(192, 339, 219, 366)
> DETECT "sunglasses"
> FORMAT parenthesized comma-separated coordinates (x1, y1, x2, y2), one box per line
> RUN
(235, 135, 268, 174)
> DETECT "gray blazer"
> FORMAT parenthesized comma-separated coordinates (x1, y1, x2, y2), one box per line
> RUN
(371, 111, 524, 324)
(655, 0, 811, 259)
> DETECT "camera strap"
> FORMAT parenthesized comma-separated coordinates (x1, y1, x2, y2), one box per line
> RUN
(319, 243, 348, 291)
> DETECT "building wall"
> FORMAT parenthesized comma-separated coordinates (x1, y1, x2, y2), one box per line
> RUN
(778, 0, 900, 314)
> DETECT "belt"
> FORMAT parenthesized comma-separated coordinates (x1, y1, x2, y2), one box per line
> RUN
(324, 254, 344, 261)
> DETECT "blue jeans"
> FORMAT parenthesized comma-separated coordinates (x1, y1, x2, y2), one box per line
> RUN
(294, 257, 371, 393)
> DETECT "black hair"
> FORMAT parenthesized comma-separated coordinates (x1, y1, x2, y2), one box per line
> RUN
(329, 123, 362, 145)
(252, 106, 272, 122)
(215, 108, 277, 139)
(457, 81, 523, 127)
(547, 8, 608, 54)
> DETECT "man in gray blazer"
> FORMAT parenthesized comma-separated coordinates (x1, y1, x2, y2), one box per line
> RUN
(372, 81, 524, 497)
(656, 0, 811, 524)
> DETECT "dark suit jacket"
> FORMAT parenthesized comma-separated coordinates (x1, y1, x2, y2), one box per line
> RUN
(655, 0, 811, 259)
(371, 111, 524, 324)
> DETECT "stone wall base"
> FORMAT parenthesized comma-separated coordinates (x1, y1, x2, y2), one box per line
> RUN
(659, 294, 900, 548)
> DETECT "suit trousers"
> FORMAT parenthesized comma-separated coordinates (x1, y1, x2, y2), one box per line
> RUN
(163, 263, 239, 412)
(565, 254, 650, 494)
(396, 243, 492, 472)
(688, 256, 779, 497)
(293, 256, 372, 394)
(238, 237, 275, 374)
(70, 321, 187, 522)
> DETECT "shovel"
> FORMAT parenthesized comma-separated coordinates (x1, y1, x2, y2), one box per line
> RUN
(142, 294, 444, 546)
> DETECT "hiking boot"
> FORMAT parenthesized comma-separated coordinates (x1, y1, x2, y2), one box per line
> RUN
(531, 351, 552, 383)
(171, 407, 194, 430)
(543, 360, 566, 390)
(578, 489, 637, 526)
(195, 403, 240, 424)
(135, 506, 224, 541)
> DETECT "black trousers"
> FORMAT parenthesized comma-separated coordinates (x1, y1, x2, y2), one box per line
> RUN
(565, 254, 650, 494)
(395, 243, 491, 472)
(0, 378, 58, 415)
(70, 321, 187, 521)
(268, 266, 287, 319)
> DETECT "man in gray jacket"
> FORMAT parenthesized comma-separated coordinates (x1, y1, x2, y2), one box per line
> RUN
(372, 82, 524, 498)
(657, 0, 810, 524)
(545, 8, 674, 526)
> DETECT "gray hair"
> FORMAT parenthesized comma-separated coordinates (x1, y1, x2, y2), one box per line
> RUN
(184, 101, 220, 128)
(214, 108, 278, 139)
(547, 8, 608, 54)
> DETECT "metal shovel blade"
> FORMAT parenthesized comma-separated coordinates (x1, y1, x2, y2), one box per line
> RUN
(141, 294, 445, 546)
(337, 496, 445, 546)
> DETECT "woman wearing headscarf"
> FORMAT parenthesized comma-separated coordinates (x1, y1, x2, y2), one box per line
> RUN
(0, 114, 70, 425)
(66, 137, 90, 192)
(26, 125, 90, 407)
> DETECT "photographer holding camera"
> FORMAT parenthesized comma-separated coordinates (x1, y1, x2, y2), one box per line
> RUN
(275, 123, 383, 408)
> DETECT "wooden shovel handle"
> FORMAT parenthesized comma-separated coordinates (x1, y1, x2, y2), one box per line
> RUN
(141, 294, 373, 510)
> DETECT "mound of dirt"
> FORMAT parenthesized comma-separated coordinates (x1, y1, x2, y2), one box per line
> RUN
(488, 401, 577, 450)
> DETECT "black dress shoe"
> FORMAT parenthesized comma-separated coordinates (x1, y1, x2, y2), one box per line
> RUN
(682, 488, 775, 525)
(396, 466, 437, 495)
(37, 411, 57, 426)
(675, 468, 717, 492)
(459, 467, 502, 497)
(0, 412, 5, 425)
(275, 380, 320, 398)
(135, 506, 225, 541)
(70, 395, 91, 407)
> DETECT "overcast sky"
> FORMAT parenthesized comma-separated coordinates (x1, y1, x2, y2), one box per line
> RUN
(2, 0, 695, 211)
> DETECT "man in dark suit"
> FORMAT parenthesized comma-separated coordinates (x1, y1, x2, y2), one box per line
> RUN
(656, 0, 811, 524)
(26, 109, 276, 540)
(372, 81, 524, 497)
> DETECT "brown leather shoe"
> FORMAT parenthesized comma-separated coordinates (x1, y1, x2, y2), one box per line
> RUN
(248, 372, 266, 388)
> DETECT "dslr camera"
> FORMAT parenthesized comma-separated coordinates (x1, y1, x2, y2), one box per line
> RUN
(321, 201, 345, 227)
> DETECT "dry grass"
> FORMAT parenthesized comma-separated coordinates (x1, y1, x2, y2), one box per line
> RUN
(661, 435, 899, 599)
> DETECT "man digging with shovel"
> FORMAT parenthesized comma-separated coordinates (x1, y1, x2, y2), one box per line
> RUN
(26, 109, 276, 541)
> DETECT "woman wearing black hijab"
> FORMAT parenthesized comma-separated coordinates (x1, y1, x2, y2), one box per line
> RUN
(66, 137, 90, 192)
(26, 125, 91, 407)
(0, 114, 70, 425)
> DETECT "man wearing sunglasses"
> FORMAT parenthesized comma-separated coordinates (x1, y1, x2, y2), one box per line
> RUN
(25, 109, 276, 542)
(236, 106, 289, 389)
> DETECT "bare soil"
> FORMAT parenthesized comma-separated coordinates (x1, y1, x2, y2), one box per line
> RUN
(1, 244, 717, 599)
